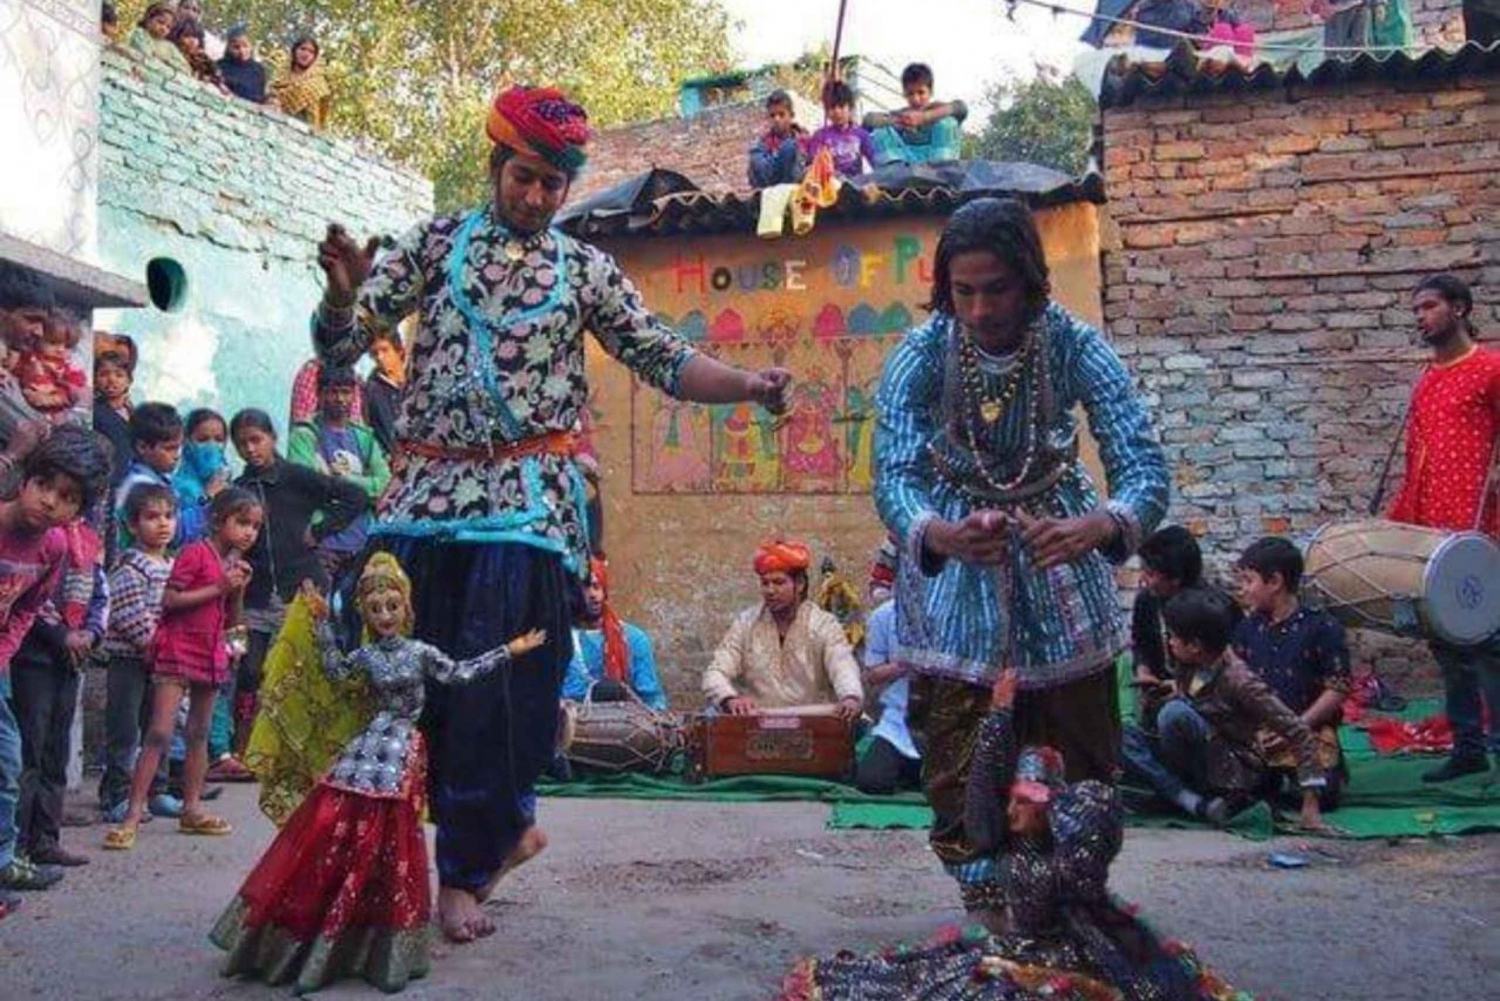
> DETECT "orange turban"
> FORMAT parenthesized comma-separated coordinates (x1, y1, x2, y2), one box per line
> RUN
(753, 540, 812, 576)
(486, 86, 591, 176)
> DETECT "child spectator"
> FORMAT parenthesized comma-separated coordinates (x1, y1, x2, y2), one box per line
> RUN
(806, 80, 874, 179)
(1233, 537, 1352, 808)
(747, 89, 806, 188)
(362, 327, 405, 456)
(170, 19, 229, 93)
(127, 1, 190, 73)
(289, 357, 365, 428)
(115, 402, 203, 548)
(102, 2, 120, 42)
(862, 62, 968, 166)
(14, 309, 87, 419)
(9, 501, 109, 869)
(173, 408, 229, 542)
(98, 484, 178, 824)
(230, 409, 365, 749)
(92, 338, 135, 488)
(103, 488, 262, 850)
(286, 365, 389, 584)
(218, 25, 269, 104)
(270, 34, 332, 130)
(0, 423, 105, 900)
(1121, 588, 1331, 830)
(1131, 526, 1202, 726)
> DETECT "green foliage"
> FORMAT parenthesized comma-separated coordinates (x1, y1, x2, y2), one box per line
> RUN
(218, 0, 733, 209)
(967, 66, 1098, 177)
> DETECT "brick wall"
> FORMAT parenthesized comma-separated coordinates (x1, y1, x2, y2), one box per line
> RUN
(1100, 72, 1499, 680)
(573, 93, 823, 201)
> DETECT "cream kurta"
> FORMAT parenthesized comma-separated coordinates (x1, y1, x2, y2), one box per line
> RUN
(702, 602, 863, 708)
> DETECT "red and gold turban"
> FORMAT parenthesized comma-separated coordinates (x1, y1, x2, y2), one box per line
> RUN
(753, 540, 812, 577)
(486, 86, 591, 176)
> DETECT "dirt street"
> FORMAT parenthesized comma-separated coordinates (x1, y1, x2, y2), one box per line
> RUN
(3, 786, 1496, 1000)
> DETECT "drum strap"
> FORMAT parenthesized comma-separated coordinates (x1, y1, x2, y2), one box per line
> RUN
(1475, 435, 1500, 533)
(1368, 401, 1411, 517)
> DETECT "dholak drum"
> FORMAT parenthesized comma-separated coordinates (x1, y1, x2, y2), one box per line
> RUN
(558, 685, 682, 774)
(1303, 519, 1500, 646)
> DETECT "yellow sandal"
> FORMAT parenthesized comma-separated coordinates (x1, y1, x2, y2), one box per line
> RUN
(102, 826, 137, 850)
(178, 813, 232, 836)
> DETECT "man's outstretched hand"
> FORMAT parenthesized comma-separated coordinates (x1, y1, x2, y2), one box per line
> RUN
(746, 368, 792, 416)
(317, 224, 380, 308)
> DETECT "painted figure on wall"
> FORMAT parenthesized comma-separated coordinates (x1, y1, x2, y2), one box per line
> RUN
(713, 401, 780, 492)
(782, 373, 842, 491)
(645, 397, 711, 492)
(844, 378, 877, 492)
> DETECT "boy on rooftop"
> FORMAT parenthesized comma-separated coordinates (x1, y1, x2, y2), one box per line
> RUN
(862, 62, 968, 166)
(747, 90, 806, 188)
(805, 80, 874, 180)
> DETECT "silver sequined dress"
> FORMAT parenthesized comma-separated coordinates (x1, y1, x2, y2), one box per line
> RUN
(316, 622, 513, 797)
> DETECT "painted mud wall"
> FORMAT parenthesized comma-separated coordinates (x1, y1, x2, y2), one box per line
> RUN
(91, 43, 432, 424)
(585, 202, 1104, 703)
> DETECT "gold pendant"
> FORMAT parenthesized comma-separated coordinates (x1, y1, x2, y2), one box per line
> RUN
(980, 400, 1003, 424)
(504, 239, 526, 262)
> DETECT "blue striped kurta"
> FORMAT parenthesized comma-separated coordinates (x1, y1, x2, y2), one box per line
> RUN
(873, 304, 1169, 690)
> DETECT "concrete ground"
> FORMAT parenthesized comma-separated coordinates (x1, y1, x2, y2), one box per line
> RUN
(3, 786, 1496, 1000)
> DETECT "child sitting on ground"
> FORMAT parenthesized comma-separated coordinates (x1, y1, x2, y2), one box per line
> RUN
(805, 80, 874, 180)
(861, 62, 968, 166)
(747, 90, 807, 188)
(1121, 587, 1331, 830)
(1233, 537, 1351, 809)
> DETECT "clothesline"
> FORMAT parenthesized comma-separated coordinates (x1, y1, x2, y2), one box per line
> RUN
(999, 0, 1422, 55)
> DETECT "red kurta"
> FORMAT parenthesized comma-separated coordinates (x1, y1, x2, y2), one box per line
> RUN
(1388, 346, 1500, 538)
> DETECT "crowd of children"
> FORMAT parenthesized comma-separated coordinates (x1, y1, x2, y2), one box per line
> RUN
(745, 62, 970, 188)
(1121, 526, 1353, 829)
(103, 1, 333, 131)
(0, 269, 406, 919)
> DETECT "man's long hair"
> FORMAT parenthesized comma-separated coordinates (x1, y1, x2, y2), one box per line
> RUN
(927, 197, 1051, 328)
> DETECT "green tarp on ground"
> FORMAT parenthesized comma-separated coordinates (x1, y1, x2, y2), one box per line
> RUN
(539, 678, 1500, 839)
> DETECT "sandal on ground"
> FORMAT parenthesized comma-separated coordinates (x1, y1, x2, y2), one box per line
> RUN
(206, 755, 255, 783)
(178, 813, 233, 836)
(102, 826, 137, 851)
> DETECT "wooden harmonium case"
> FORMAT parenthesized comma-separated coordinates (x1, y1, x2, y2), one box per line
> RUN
(687, 705, 854, 780)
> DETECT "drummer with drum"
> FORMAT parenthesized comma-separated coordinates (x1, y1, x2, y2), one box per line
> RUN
(561, 557, 668, 711)
(1385, 274, 1500, 783)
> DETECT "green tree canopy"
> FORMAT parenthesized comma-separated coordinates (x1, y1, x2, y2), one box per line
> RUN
(967, 65, 1097, 177)
(188, 0, 733, 209)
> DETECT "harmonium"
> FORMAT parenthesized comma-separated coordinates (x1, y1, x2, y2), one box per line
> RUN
(686, 705, 855, 781)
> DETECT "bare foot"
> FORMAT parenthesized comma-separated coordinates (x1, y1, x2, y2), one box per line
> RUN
(438, 886, 485, 943)
(474, 826, 549, 904)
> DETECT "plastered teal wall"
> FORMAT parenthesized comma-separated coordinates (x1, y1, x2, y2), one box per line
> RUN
(92, 44, 432, 427)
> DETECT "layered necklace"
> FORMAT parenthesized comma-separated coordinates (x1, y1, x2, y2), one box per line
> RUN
(951, 317, 1050, 497)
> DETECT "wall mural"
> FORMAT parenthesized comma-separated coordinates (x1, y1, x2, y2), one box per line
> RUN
(627, 225, 939, 495)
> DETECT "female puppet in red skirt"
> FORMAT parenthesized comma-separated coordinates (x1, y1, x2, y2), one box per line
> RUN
(210, 555, 545, 993)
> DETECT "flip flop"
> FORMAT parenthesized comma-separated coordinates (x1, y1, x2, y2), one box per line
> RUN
(102, 826, 137, 851)
(178, 814, 233, 836)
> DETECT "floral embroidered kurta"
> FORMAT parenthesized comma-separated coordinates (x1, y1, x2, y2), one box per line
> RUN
(1387, 346, 1500, 538)
(314, 208, 698, 573)
(874, 304, 1169, 690)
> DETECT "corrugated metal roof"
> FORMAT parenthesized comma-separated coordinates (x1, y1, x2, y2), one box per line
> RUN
(1100, 40, 1500, 109)
(558, 161, 1105, 239)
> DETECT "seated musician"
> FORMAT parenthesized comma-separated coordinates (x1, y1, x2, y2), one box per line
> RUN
(562, 557, 668, 711)
(1232, 537, 1351, 809)
(701, 540, 863, 721)
(1120, 588, 1331, 831)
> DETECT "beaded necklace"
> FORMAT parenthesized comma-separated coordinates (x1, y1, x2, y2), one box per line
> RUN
(954, 317, 1049, 496)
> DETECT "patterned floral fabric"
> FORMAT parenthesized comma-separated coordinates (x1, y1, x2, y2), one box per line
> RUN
(314, 207, 697, 575)
(780, 709, 1251, 1001)
(874, 304, 1169, 690)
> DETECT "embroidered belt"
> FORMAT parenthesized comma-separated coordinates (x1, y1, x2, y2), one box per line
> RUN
(395, 430, 581, 464)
